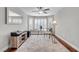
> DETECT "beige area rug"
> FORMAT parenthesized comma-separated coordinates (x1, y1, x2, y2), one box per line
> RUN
(16, 35, 69, 52)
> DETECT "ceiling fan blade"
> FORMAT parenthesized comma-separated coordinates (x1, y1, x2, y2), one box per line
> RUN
(43, 8, 50, 11)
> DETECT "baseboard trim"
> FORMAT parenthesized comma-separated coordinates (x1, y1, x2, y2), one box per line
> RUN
(54, 34, 79, 52)
(4, 48, 17, 52)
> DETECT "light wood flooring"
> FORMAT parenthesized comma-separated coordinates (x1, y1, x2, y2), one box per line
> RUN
(15, 35, 69, 52)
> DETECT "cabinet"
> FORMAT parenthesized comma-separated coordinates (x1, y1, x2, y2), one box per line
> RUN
(10, 32, 27, 48)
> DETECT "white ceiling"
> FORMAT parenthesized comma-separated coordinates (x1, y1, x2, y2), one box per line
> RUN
(19, 7, 63, 16)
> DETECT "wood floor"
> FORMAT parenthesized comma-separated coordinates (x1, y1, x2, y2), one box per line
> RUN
(5, 35, 70, 52)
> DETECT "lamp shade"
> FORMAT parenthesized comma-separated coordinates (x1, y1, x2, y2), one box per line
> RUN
(53, 20, 56, 24)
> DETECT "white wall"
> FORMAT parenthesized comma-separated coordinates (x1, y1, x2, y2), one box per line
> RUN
(0, 7, 28, 51)
(55, 7, 79, 49)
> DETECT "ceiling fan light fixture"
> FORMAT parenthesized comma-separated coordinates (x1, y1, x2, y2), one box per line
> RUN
(53, 20, 57, 24)
(38, 11, 43, 14)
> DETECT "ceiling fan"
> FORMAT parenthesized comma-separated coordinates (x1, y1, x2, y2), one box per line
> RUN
(32, 7, 50, 14)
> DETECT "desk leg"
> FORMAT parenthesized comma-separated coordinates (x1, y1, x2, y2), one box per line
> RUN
(53, 36, 57, 44)
(44, 33, 45, 37)
(49, 34, 50, 39)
